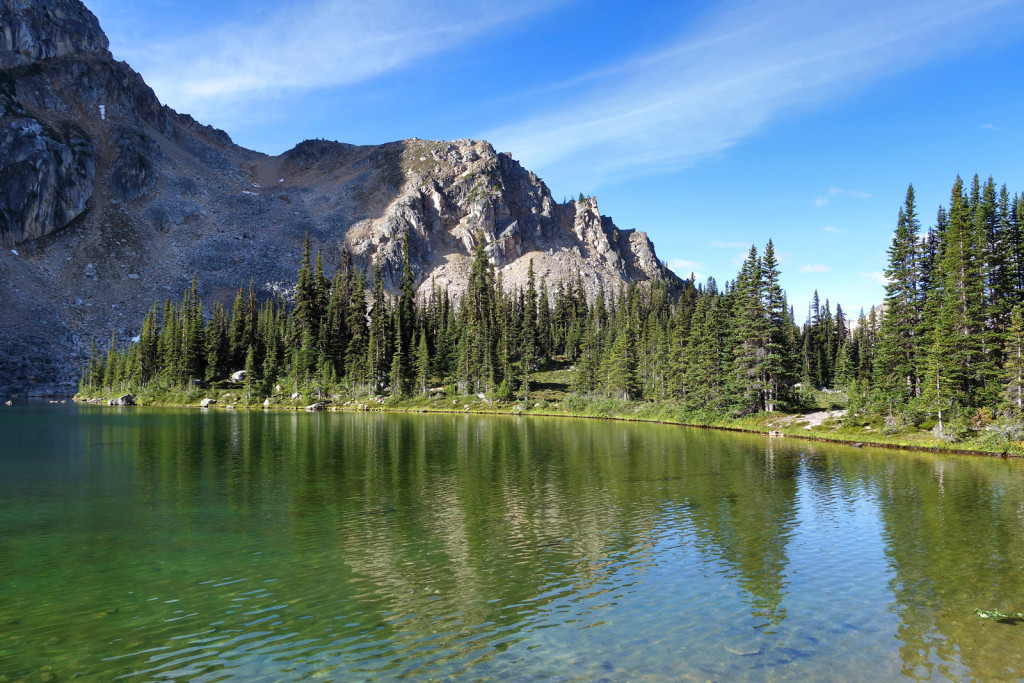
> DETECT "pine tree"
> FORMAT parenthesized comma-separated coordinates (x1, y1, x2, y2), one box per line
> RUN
(228, 288, 247, 370)
(876, 186, 924, 398)
(924, 176, 990, 409)
(345, 266, 368, 392)
(244, 344, 256, 402)
(604, 318, 639, 400)
(294, 234, 316, 343)
(204, 301, 229, 381)
(537, 278, 551, 363)
(367, 261, 390, 394)
(138, 302, 160, 384)
(521, 259, 538, 399)
(415, 327, 430, 395)
(389, 322, 404, 397)
(727, 246, 766, 414)
(761, 240, 786, 410)
(1003, 305, 1024, 413)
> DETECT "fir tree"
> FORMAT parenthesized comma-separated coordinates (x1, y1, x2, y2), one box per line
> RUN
(875, 187, 924, 403)
(1003, 305, 1024, 413)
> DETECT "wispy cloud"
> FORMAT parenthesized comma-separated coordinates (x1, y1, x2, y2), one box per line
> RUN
(485, 0, 1021, 187)
(112, 0, 554, 120)
(981, 123, 1000, 130)
(799, 264, 831, 273)
(710, 240, 749, 248)
(822, 225, 843, 233)
(814, 186, 872, 207)
(829, 186, 872, 198)
(669, 258, 705, 280)
(860, 271, 889, 285)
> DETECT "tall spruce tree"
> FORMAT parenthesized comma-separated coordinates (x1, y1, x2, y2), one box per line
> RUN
(875, 185, 922, 404)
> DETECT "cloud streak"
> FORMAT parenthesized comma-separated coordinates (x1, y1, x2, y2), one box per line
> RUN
(484, 0, 1022, 187)
(113, 0, 553, 120)
(669, 258, 705, 280)
(860, 271, 889, 285)
(815, 186, 872, 206)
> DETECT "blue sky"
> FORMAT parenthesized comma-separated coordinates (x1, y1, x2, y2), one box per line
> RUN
(86, 0, 1024, 320)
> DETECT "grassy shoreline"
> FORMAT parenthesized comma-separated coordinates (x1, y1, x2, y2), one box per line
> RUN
(74, 384, 1024, 459)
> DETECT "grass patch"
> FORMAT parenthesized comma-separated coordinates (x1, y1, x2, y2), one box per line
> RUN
(75, 382, 1024, 458)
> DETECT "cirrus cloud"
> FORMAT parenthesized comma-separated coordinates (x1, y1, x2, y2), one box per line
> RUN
(484, 0, 1023, 187)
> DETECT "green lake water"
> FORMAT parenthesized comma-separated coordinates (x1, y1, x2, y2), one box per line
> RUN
(2, 404, 1024, 681)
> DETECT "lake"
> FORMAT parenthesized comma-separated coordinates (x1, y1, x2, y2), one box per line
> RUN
(2, 404, 1023, 680)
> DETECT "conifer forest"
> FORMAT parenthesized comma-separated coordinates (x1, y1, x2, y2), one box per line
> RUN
(80, 175, 1024, 444)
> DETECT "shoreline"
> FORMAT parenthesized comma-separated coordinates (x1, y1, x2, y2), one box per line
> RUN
(69, 393, 1024, 460)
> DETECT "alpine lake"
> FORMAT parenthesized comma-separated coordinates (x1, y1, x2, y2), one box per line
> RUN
(2, 402, 1024, 681)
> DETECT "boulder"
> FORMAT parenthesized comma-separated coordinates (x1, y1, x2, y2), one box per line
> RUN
(199, 398, 215, 408)
(230, 370, 246, 382)
(263, 398, 271, 407)
(108, 394, 134, 406)
(305, 402, 325, 412)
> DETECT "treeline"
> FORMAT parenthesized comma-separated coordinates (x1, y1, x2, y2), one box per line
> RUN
(81, 174, 1024, 429)
(846, 175, 1024, 429)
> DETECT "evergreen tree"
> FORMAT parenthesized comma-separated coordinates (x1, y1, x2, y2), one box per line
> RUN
(244, 344, 255, 401)
(415, 327, 430, 395)
(876, 185, 924, 400)
(1003, 305, 1024, 413)
(604, 318, 640, 400)
(760, 240, 787, 410)
(728, 246, 767, 414)
(367, 261, 390, 394)
(521, 260, 538, 399)
(927, 176, 991, 406)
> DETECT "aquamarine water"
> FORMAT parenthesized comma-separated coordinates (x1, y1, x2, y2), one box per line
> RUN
(2, 404, 1023, 680)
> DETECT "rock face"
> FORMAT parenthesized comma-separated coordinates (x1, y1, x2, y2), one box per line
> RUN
(0, 111, 95, 244)
(0, 0, 109, 69)
(0, 0, 683, 397)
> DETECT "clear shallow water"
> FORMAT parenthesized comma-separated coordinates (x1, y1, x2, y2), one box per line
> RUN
(1, 405, 1024, 681)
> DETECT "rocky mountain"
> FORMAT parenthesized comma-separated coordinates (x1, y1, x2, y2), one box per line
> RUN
(0, 0, 680, 397)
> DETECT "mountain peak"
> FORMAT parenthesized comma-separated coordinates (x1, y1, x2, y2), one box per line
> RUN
(0, 0, 681, 397)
